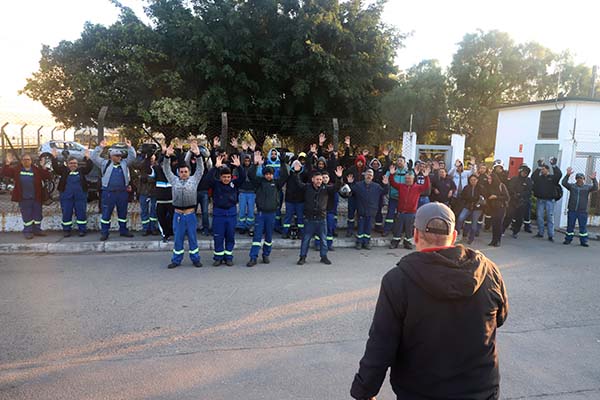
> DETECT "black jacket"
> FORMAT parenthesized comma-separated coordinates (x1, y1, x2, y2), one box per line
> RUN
(351, 246, 508, 400)
(508, 175, 533, 207)
(284, 167, 309, 203)
(250, 163, 288, 212)
(460, 183, 487, 211)
(532, 167, 562, 200)
(297, 174, 340, 220)
(51, 156, 94, 193)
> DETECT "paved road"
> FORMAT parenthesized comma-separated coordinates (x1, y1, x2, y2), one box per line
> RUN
(1, 235, 599, 399)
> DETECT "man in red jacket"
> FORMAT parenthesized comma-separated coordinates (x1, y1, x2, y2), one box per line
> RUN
(1, 152, 52, 239)
(388, 164, 430, 249)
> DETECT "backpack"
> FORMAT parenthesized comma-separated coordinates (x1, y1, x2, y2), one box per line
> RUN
(554, 185, 563, 201)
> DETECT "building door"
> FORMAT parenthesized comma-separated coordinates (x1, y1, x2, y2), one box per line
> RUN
(508, 157, 524, 178)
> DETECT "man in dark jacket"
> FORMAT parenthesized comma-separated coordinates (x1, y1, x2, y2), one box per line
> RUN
(562, 168, 598, 246)
(51, 148, 94, 237)
(505, 163, 533, 238)
(246, 154, 289, 267)
(2, 152, 53, 239)
(296, 165, 344, 265)
(282, 159, 308, 239)
(532, 162, 562, 241)
(351, 202, 508, 400)
(237, 153, 256, 235)
(347, 169, 389, 250)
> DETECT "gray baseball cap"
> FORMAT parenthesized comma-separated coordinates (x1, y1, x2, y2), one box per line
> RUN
(415, 202, 455, 235)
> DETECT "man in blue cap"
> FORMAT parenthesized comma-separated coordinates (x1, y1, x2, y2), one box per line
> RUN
(562, 167, 598, 247)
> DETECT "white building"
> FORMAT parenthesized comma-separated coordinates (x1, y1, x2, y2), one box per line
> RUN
(494, 97, 600, 227)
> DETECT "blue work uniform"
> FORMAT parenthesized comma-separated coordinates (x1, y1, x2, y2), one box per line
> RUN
(61, 171, 88, 233)
(100, 165, 130, 236)
(19, 169, 42, 234)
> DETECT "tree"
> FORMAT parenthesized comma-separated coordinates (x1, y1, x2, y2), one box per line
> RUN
(22, 0, 404, 146)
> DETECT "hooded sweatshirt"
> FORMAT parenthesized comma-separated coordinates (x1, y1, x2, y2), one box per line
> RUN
(344, 154, 367, 184)
(265, 148, 282, 179)
(351, 245, 508, 400)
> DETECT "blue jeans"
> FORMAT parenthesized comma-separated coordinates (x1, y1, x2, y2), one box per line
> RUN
(139, 194, 157, 232)
(237, 192, 256, 230)
(283, 202, 305, 235)
(301, 219, 327, 258)
(565, 211, 588, 244)
(536, 199, 555, 238)
(249, 211, 275, 259)
(384, 197, 398, 234)
(457, 208, 483, 242)
(172, 212, 200, 265)
(197, 190, 210, 233)
(315, 212, 336, 249)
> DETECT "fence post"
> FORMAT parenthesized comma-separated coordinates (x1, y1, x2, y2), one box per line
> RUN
(37, 126, 44, 148)
(1, 122, 8, 159)
(51, 126, 56, 140)
(220, 112, 228, 150)
(63, 127, 68, 141)
(332, 118, 339, 151)
(97, 106, 109, 142)
(20, 124, 27, 155)
(72, 128, 79, 142)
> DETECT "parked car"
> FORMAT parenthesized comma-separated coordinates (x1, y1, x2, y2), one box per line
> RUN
(39, 140, 88, 162)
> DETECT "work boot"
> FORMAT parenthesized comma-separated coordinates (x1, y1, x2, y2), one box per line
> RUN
(193, 261, 203, 268)
(167, 263, 178, 269)
(389, 240, 399, 249)
(100, 234, 108, 241)
(33, 231, 47, 237)
(534, 233, 544, 238)
(548, 237, 554, 243)
(403, 240, 413, 250)
(24, 233, 34, 240)
(581, 243, 589, 247)
(63, 231, 71, 238)
(225, 260, 234, 267)
(120, 232, 134, 238)
(262, 255, 270, 264)
(247, 258, 257, 267)
(212, 260, 222, 267)
(355, 242, 362, 250)
(320, 256, 332, 265)
(363, 242, 371, 250)
(78, 231, 86, 237)
(297, 257, 306, 265)
(563, 240, 571, 245)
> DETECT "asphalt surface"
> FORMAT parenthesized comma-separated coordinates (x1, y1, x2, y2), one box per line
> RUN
(0, 233, 599, 399)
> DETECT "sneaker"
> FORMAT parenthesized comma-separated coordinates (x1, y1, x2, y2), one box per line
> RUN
(120, 232, 134, 238)
(389, 240, 399, 249)
(355, 242, 362, 250)
(193, 261, 203, 268)
(100, 234, 108, 241)
(320, 256, 332, 265)
(581, 243, 589, 247)
(212, 260, 222, 267)
(247, 258, 257, 267)
(225, 260, 234, 267)
(297, 257, 306, 265)
(548, 237, 554, 243)
(403, 241, 413, 250)
(363, 243, 371, 250)
(262, 255, 270, 264)
(167, 263, 178, 269)
(33, 231, 47, 237)
(534, 233, 544, 238)
(63, 231, 71, 238)
(78, 231, 86, 237)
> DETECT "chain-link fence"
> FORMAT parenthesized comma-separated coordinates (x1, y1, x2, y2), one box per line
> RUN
(569, 132, 600, 215)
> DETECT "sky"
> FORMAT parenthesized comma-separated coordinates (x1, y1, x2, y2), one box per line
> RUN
(1, 0, 599, 126)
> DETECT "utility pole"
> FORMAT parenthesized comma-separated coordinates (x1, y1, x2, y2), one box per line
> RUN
(591, 66, 597, 98)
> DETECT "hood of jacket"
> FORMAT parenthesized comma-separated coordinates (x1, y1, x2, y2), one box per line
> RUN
(369, 157, 382, 170)
(397, 245, 489, 300)
(355, 154, 367, 170)
(266, 148, 280, 164)
(316, 156, 328, 169)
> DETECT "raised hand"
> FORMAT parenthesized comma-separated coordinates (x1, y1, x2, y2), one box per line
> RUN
(51, 148, 58, 158)
(254, 151, 264, 165)
(344, 136, 350, 146)
(347, 173, 354, 184)
(382, 147, 390, 157)
(362, 149, 369, 156)
(335, 165, 343, 178)
(566, 167, 573, 175)
(382, 174, 389, 185)
(165, 144, 175, 157)
(388, 165, 396, 175)
(591, 171, 597, 180)
(231, 154, 241, 167)
(318, 132, 326, 146)
(125, 138, 132, 147)
(423, 166, 431, 176)
(84, 149, 90, 159)
(190, 142, 200, 156)
(230, 137, 238, 148)
(215, 155, 223, 168)
(327, 143, 334, 153)
(5, 152, 14, 165)
(455, 159, 462, 167)
(309, 143, 317, 153)
(432, 160, 440, 170)
(99, 139, 107, 148)
(213, 136, 221, 148)
(161, 144, 168, 154)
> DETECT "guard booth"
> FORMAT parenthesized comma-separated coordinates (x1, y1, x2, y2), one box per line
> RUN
(415, 144, 452, 165)
(403, 132, 465, 166)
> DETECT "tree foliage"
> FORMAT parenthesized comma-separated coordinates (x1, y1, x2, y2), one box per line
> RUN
(22, 0, 403, 145)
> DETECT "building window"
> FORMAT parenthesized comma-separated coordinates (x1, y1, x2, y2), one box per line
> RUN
(538, 110, 561, 139)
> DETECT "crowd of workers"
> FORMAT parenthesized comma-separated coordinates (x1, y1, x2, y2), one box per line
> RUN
(1, 133, 597, 268)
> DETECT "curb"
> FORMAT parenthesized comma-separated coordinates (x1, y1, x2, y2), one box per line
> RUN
(0, 237, 395, 255)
